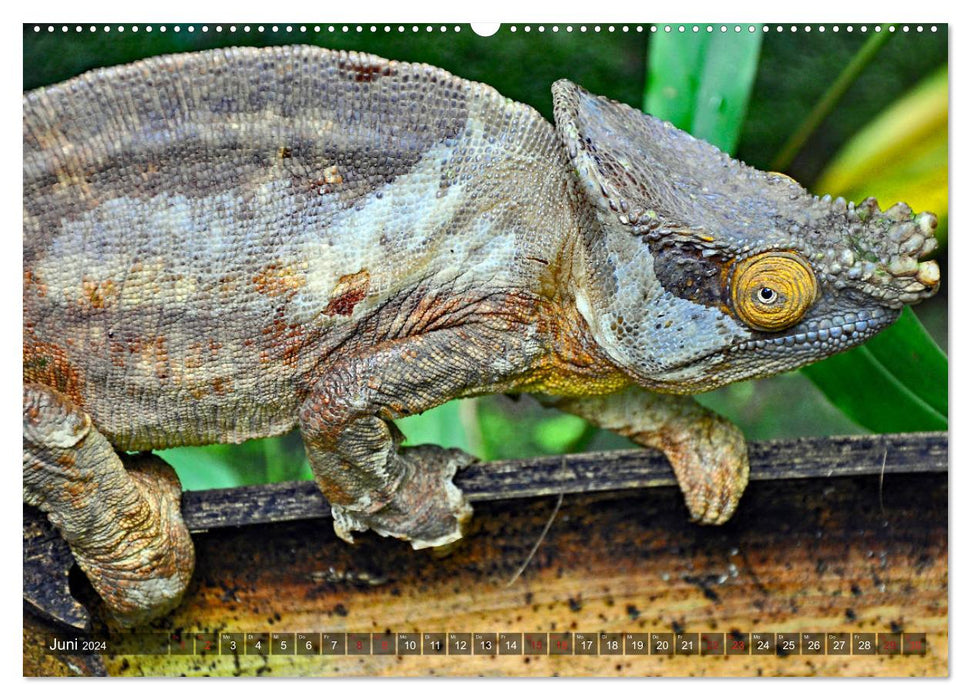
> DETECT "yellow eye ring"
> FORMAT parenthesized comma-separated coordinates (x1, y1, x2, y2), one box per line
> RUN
(730, 251, 817, 332)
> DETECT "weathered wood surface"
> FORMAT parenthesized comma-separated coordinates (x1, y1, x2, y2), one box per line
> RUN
(24, 432, 948, 677)
(178, 432, 947, 532)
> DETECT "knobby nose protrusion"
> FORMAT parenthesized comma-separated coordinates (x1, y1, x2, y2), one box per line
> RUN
(834, 198, 942, 308)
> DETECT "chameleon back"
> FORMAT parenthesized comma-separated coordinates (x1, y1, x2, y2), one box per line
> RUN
(23, 46, 575, 449)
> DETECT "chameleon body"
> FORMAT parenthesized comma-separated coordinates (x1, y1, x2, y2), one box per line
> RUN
(23, 46, 940, 624)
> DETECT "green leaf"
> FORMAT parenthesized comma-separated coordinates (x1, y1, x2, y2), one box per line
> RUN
(802, 309, 946, 432)
(864, 307, 947, 418)
(645, 28, 763, 153)
(815, 66, 948, 243)
(398, 399, 479, 455)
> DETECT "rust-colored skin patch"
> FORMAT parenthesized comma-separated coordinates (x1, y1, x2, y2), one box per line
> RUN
(518, 299, 629, 397)
(253, 262, 307, 299)
(324, 270, 370, 317)
(337, 54, 397, 82)
(23, 326, 85, 407)
(81, 277, 117, 310)
(24, 268, 47, 297)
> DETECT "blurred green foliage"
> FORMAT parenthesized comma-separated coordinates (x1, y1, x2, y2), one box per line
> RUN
(158, 431, 312, 491)
(23, 24, 947, 489)
(645, 27, 762, 153)
(815, 66, 948, 239)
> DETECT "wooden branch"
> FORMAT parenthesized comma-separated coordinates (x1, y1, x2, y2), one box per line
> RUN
(24, 431, 949, 677)
(181, 431, 947, 533)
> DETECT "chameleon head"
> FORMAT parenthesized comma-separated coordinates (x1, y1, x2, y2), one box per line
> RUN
(552, 80, 940, 393)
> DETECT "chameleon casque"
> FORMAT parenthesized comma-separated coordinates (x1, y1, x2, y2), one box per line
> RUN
(23, 45, 941, 625)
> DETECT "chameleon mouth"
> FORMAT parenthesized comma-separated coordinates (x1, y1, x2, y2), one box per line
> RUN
(663, 307, 894, 373)
(725, 306, 897, 357)
(646, 306, 899, 394)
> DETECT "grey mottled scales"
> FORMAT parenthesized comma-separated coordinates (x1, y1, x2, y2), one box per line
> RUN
(25, 47, 575, 450)
(23, 45, 939, 625)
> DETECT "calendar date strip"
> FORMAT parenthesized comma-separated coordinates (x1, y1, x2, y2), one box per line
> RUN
(44, 630, 929, 657)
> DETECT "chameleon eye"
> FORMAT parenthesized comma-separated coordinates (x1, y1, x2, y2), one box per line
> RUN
(731, 252, 817, 332)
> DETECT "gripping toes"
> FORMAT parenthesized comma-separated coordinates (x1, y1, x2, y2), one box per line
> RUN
(23, 383, 193, 626)
(664, 414, 749, 525)
(547, 388, 750, 526)
(332, 445, 474, 549)
(82, 453, 195, 626)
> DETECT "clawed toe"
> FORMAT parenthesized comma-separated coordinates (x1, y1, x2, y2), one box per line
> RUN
(330, 445, 474, 549)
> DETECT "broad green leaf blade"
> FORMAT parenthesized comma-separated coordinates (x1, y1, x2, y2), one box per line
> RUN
(863, 307, 947, 417)
(691, 34, 763, 153)
(645, 28, 763, 153)
(644, 33, 708, 132)
(802, 334, 946, 432)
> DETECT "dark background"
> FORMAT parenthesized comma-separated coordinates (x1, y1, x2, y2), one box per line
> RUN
(23, 23, 947, 184)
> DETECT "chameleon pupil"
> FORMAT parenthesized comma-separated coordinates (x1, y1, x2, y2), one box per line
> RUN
(758, 287, 777, 303)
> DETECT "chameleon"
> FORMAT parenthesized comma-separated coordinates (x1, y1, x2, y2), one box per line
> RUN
(23, 45, 940, 625)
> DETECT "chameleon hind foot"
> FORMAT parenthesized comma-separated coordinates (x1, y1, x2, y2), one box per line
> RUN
(331, 445, 474, 549)
(82, 453, 195, 626)
(23, 384, 194, 627)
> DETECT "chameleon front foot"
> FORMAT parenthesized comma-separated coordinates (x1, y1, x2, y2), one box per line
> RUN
(662, 416, 750, 525)
(331, 446, 474, 549)
(546, 387, 749, 526)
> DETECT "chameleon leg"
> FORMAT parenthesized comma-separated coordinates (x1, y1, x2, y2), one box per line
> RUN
(23, 383, 194, 626)
(300, 323, 535, 549)
(545, 386, 749, 524)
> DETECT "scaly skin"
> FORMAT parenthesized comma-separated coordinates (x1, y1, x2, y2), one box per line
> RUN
(22, 46, 939, 624)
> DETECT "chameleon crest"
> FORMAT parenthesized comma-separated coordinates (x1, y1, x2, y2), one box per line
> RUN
(23, 46, 940, 625)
